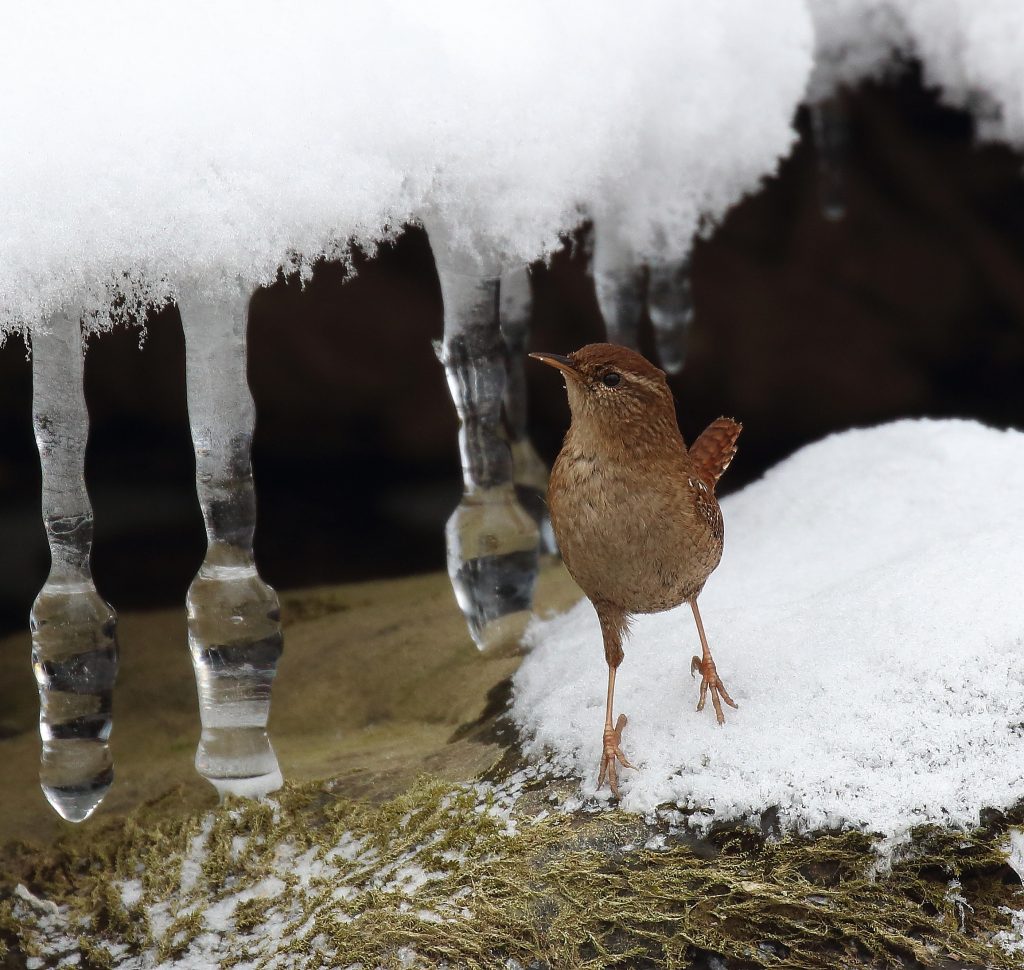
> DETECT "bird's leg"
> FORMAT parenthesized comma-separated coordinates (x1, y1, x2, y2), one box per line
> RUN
(598, 666, 632, 798)
(689, 599, 738, 725)
(596, 607, 633, 798)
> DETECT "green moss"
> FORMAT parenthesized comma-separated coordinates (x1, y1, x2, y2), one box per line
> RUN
(2, 776, 1021, 969)
(77, 934, 115, 970)
(232, 896, 275, 935)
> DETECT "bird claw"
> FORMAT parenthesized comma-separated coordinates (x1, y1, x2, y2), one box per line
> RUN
(691, 655, 738, 725)
(597, 713, 633, 799)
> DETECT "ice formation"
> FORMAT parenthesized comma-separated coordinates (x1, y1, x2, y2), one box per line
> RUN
(803, 0, 907, 220)
(591, 248, 694, 376)
(427, 221, 542, 652)
(0, 0, 817, 815)
(808, 96, 850, 220)
(590, 223, 648, 353)
(499, 266, 557, 554)
(588, 0, 812, 369)
(513, 420, 1024, 835)
(428, 240, 558, 651)
(647, 258, 695, 375)
(179, 286, 284, 797)
(414, 0, 810, 644)
(592, 0, 812, 368)
(30, 313, 120, 822)
(12, 1, 1021, 820)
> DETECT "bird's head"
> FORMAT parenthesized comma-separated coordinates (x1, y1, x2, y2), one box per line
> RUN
(530, 343, 674, 433)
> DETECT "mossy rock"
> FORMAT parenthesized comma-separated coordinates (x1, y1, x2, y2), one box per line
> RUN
(1, 564, 1022, 968)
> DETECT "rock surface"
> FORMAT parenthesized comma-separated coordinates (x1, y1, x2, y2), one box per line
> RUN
(0, 561, 579, 847)
(0, 564, 1021, 969)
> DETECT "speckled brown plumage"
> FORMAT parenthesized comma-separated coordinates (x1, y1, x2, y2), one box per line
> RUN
(531, 343, 741, 797)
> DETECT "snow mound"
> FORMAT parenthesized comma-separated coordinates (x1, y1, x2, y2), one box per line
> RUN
(0, 1, 811, 335)
(513, 419, 1024, 835)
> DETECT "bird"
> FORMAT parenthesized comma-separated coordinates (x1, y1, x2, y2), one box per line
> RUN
(530, 343, 741, 798)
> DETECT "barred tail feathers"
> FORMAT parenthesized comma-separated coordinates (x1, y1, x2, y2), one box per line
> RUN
(688, 417, 741, 488)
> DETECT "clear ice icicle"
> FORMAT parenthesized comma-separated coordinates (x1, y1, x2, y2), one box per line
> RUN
(30, 311, 119, 822)
(647, 257, 693, 375)
(498, 266, 556, 554)
(591, 220, 645, 350)
(177, 285, 283, 799)
(810, 96, 848, 222)
(425, 221, 540, 653)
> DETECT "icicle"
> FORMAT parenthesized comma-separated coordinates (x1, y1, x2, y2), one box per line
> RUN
(425, 221, 540, 653)
(647, 256, 693, 375)
(498, 266, 556, 555)
(177, 284, 283, 798)
(810, 95, 848, 222)
(30, 311, 118, 822)
(591, 219, 645, 350)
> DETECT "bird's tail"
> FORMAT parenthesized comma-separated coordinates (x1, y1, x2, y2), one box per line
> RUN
(688, 417, 742, 488)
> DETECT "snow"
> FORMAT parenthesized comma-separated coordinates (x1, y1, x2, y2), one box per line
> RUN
(512, 419, 1024, 836)
(14, 884, 60, 916)
(806, 0, 910, 101)
(1, 1, 811, 336)
(896, 1, 1024, 147)
(808, 0, 1024, 151)
(586, 1, 812, 263)
(996, 913, 1024, 956)
(1008, 829, 1024, 882)
(180, 816, 215, 893)
(5, 3, 1023, 335)
(997, 830, 1024, 958)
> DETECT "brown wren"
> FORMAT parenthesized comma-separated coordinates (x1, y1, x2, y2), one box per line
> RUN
(531, 343, 741, 797)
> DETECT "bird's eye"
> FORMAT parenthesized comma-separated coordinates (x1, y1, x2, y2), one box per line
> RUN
(602, 372, 621, 387)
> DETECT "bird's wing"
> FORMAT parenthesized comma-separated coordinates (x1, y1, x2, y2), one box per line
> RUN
(688, 417, 742, 488)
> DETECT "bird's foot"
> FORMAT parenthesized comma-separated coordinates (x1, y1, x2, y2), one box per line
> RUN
(690, 655, 738, 725)
(597, 713, 633, 799)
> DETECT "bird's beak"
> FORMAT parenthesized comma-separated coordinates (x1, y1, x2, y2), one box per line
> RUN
(529, 352, 579, 379)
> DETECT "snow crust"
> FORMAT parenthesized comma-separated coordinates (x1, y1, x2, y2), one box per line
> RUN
(512, 419, 1024, 835)
(0, 1, 811, 336)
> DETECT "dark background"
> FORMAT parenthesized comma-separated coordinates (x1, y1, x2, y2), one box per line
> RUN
(1, 71, 1022, 636)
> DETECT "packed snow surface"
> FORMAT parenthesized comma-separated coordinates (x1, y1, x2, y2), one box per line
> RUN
(0, 0, 811, 335)
(513, 419, 1024, 835)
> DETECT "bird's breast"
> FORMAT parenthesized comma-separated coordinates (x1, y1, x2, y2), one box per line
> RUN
(549, 446, 723, 614)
